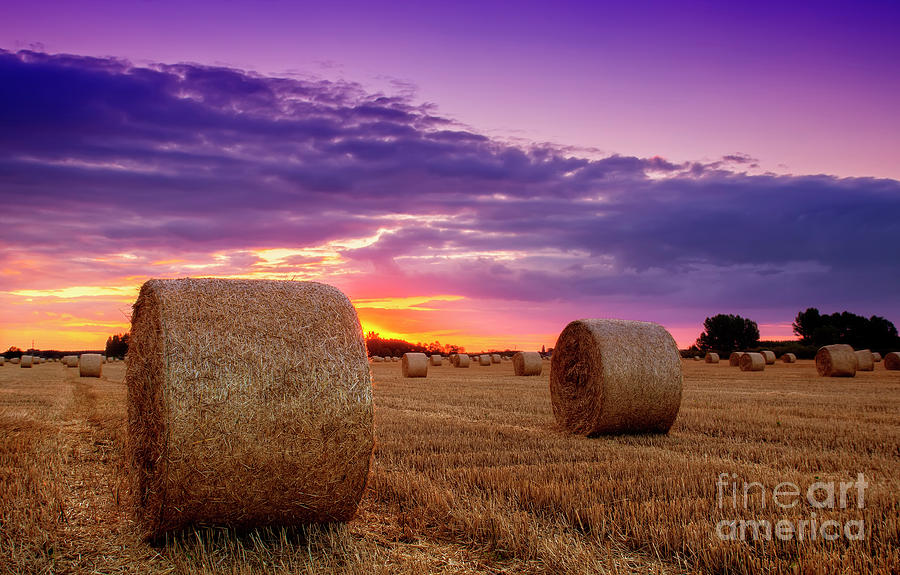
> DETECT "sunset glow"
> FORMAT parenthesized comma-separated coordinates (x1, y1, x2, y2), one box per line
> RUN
(1, 2, 898, 352)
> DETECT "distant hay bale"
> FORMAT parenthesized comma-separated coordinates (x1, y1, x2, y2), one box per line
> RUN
(550, 319, 682, 435)
(692, 356, 702, 361)
(101, 355, 107, 364)
(430, 354, 442, 366)
(815, 344, 857, 377)
(854, 349, 875, 371)
(450, 353, 470, 368)
(781, 353, 797, 363)
(513, 351, 542, 376)
(760, 350, 776, 364)
(20, 355, 33, 368)
(490, 354, 501, 364)
(62, 355, 75, 367)
(728, 352, 742, 366)
(10, 357, 19, 365)
(478, 354, 491, 366)
(372, 356, 383, 362)
(402, 352, 428, 377)
(884, 352, 900, 370)
(739, 353, 765, 372)
(126, 278, 373, 539)
(872, 352, 882, 363)
(705, 352, 719, 364)
(0, 356, 4, 366)
(391, 356, 399, 362)
(79, 353, 103, 378)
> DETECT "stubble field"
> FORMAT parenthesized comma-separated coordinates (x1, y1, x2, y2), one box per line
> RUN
(1, 359, 898, 574)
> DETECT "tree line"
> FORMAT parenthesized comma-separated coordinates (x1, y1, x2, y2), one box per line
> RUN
(693, 308, 899, 357)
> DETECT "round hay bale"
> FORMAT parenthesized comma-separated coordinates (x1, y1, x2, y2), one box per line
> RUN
(20, 355, 33, 368)
(549, 319, 682, 435)
(728, 352, 742, 366)
(478, 355, 491, 366)
(79, 353, 103, 378)
(781, 353, 797, 363)
(372, 356, 383, 362)
(854, 349, 875, 372)
(815, 344, 857, 377)
(10, 357, 19, 365)
(872, 352, 882, 363)
(490, 354, 501, 364)
(392, 356, 399, 362)
(513, 351, 542, 376)
(402, 352, 428, 377)
(760, 350, 776, 364)
(430, 354, 442, 366)
(101, 355, 107, 364)
(739, 352, 765, 371)
(126, 278, 373, 539)
(692, 356, 702, 361)
(0, 357, 4, 366)
(704, 352, 719, 364)
(453, 354, 470, 368)
(883, 352, 900, 370)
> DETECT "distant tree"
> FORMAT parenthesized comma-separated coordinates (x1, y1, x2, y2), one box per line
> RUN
(105, 333, 130, 358)
(696, 314, 760, 354)
(793, 308, 899, 351)
(3, 346, 23, 359)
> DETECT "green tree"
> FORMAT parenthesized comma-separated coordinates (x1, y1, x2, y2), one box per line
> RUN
(696, 314, 760, 354)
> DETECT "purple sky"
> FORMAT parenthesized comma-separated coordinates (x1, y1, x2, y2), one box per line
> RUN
(1, 2, 898, 350)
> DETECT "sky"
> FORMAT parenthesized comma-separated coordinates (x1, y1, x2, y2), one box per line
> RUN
(1, 1, 899, 351)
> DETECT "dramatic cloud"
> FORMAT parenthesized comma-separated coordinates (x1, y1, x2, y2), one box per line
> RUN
(1, 49, 898, 349)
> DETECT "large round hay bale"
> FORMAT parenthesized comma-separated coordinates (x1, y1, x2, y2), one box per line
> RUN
(728, 352, 742, 366)
(402, 352, 428, 377)
(704, 352, 719, 364)
(79, 353, 103, 378)
(126, 278, 373, 538)
(854, 349, 875, 372)
(815, 344, 857, 377)
(490, 354, 501, 364)
(20, 355, 33, 368)
(478, 354, 491, 366)
(453, 354, 470, 368)
(513, 351, 542, 376)
(884, 352, 900, 370)
(781, 353, 797, 363)
(760, 350, 776, 364)
(549, 319, 682, 435)
(739, 353, 765, 372)
(0, 356, 4, 366)
(430, 354, 442, 366)
(872, 352, 882, 363)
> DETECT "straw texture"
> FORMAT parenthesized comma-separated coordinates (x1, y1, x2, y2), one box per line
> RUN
(430, 354, 443, 366)
(549, 319, 682, 435)
(490, 354, 501, 364)
(513, 351, 542, 376)
(854, 350, 875, 371)
(728, 352, 742, 366)
(739, 353, 765, 372)
(79, 353, 103, 377)
(872, 352, 882, 363)
(478, 355, 491, 366)
(402, 352, 428, 377)
(781, 353, 797, 363)
(815, 344, 858, 377)
(761, 350, 776, 365)
(126, 278, 373, 539)
(705, 352, 719, 364)
(20, 355, 33, 368)
(451, 354, 470, 368)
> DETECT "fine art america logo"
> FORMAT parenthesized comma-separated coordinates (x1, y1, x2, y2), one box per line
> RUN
(715, 473, 867, 542)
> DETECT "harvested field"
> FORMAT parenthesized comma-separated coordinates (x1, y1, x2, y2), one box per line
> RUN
(0, 359, 898, 573)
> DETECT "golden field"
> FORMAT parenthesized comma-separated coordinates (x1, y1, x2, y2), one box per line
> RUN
(1, 359, 898, 574)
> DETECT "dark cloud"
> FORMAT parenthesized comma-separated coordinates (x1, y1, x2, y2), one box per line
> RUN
(1, 49, 898, 319)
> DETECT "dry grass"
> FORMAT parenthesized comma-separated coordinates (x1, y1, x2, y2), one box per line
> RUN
(0, 357, 898, 574)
